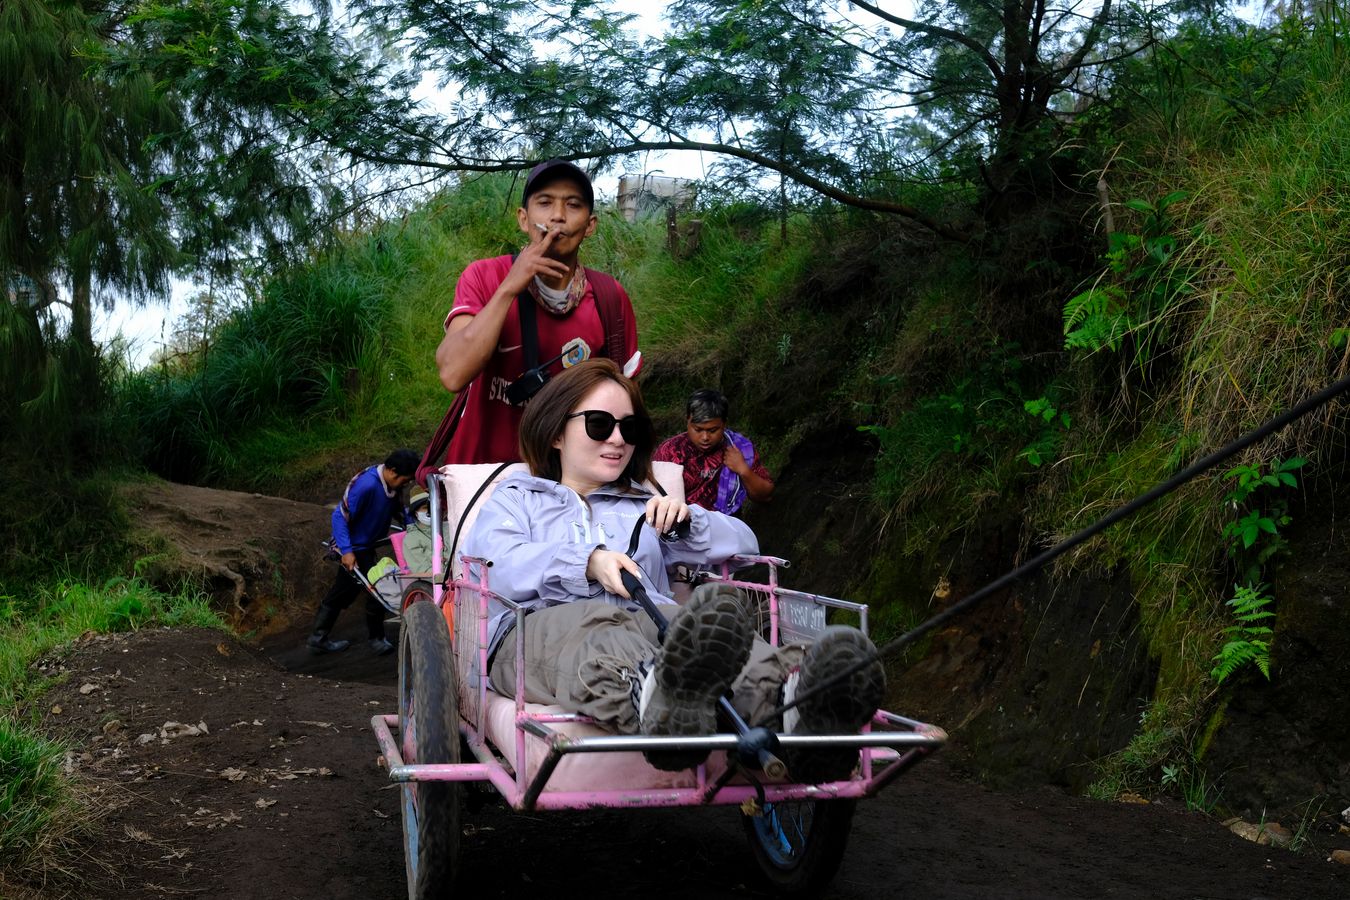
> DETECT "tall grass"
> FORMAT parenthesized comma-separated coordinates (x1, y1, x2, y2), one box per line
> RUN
(0, 720, 87, 888)
(112, 175, 848, 490)
(1041, 15, 1350, 589)
(118, 250, 396, 483)
(113, 175, 547, 490)
(1013, 13, 1350, 792)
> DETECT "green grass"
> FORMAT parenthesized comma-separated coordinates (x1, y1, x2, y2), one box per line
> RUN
(0, 577, 223, 711)
(1026, 15, 1350, 788)
(0, 719, 87, 887)
(1085, 696, 1205, 802)
(0, 576, 223, 890)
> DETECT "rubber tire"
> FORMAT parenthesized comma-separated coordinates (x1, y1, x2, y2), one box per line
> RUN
(741, 798, 856, 896)
(401, 579, 435, 612)
(399, 600, 461, 900)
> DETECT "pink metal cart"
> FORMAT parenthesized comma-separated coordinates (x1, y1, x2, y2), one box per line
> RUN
(370, 472, 946, 898)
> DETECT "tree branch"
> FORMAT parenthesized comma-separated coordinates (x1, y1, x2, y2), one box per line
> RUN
(849, 0, 1005, 79)
(329, 135, 970, 242)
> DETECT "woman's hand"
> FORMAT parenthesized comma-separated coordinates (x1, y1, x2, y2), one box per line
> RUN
(586, 548, 643, 598)
(645, 495, 689, 536)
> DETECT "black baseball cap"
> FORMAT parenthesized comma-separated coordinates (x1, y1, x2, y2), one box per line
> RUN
(521, 159, 594, 210)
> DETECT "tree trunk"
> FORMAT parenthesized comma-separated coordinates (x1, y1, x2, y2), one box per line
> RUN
(71, 267, 93, 354)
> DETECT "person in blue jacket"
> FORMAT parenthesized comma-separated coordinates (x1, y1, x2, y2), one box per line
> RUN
(307, 449, 418, 655)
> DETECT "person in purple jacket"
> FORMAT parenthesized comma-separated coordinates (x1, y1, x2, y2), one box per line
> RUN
(461, 359, 884, 780)
(307, 449, 418, 655)
(653, 389, 774, 516)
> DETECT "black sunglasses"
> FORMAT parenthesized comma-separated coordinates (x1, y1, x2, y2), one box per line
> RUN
(567, 410, 648, 445)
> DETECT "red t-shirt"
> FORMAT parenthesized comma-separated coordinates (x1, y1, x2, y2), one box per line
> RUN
(442, 256, 641, 464)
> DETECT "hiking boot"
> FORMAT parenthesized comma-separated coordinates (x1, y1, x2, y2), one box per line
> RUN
(307, 633, 351, 654)
(638, 584, 754, 771)
(368, 637, 395, 656)
(782, 626, 884, 783)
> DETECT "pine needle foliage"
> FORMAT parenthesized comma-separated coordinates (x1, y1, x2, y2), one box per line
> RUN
(0, 0, 181, 348)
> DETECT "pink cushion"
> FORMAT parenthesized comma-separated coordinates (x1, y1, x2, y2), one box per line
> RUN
(480, 691, 731, 792)
(438, 463, 530, 569)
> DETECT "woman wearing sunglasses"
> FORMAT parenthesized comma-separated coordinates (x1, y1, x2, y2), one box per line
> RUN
(461, 358, 882, 778)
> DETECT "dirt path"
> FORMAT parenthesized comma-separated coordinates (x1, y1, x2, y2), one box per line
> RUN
(31, 623, 1350, 900)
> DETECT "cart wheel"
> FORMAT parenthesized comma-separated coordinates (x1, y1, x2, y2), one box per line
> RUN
(399, 600, 460, 900)
(741, 798, 856, 896)
(401, 579, 435, 612)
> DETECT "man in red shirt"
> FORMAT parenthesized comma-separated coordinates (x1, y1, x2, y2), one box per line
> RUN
(654, 389, 774, 516)
(433, 160, 641, 464)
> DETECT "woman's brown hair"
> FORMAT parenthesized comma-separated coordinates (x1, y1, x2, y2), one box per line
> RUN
(517, 358, 655, 487)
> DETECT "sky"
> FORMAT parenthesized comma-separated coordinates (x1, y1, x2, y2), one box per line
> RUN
(95, 0, 704, 368)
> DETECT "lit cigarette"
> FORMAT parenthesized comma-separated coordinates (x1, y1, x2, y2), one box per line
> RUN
(535, 223, 566, 237)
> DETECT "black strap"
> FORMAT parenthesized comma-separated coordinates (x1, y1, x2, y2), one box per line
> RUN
(520, 260, 622, 371)
(507, 261, 623, 406)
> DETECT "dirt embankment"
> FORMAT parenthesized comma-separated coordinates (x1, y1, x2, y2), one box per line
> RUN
(122, 479, 335, 635)
(746, 429, 1350, 821)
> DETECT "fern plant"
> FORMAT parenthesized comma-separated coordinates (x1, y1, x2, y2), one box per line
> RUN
(1063, 281, 1131, 351)
(1063, 191, 1191, 362)
(1210, 456, 1305, 684)
(1211, 583, 1275, 683)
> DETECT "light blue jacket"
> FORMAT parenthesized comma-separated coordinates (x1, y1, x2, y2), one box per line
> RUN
(461, 472, 759, 655)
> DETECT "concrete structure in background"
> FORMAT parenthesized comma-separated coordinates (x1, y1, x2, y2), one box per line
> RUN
(617, 173, 698, 222)
(4, 271, 57, 312)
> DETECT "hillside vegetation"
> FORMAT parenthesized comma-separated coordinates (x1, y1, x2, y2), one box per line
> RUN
(111, 14, 1350, 797)
(4, 9, 1350, 890)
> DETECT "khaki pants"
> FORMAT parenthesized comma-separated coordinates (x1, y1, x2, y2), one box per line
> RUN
(488, 600, 805, 734)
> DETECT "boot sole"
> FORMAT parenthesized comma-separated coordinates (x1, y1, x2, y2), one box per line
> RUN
(641, 588, 753, 769)
(788, 626, 884, 783)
